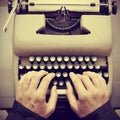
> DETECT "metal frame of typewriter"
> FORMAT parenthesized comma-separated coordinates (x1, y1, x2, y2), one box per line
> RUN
(2, 0, 117, 108)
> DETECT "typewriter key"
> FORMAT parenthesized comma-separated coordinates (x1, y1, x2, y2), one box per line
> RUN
(50, 56, 56, 62)
(64, 56, 69, 62)
(43, 56, 49, 62)
(62, 72, 68, 78)
(28, 56, 35, 63)
(84, 56, 90, 63)
(60, 62, 66, 69)
(36, 56, 42, 63)
(56, 72, 61, 78)
(57, 56, 63, 62)
(59, 81, 64, 86)
(33, 64, 39, 70)
(78, 56, 84, 62)
(25, 65, 32, 70)
(67, 62, 73, 69)
(53, 62, 59, 70)
(81, 62, 87, 70)
(74, 62, 80, 70)
(71, 56, 76, 62)
(39, 62, 46, 70)
(46, 62, 53, 70)
(91, 56, 98, 62)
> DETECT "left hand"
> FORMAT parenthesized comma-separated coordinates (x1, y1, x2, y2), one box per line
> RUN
(16, 70, 58, 118)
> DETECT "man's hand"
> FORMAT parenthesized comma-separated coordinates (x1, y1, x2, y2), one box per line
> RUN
(66, 71, 109, 118)
(16, 70, 58, 118)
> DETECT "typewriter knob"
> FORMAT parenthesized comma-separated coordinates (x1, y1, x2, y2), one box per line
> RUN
(112, 1, 117, 15)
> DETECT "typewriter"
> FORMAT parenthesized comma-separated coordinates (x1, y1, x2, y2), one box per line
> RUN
(3, 0, 117, 108)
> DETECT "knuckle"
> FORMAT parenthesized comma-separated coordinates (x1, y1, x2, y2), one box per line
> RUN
(34, 95, 46, 103)
(100, 91, 109, 99)
(78, 93, 88, 102)
(24, 91, 32, 99)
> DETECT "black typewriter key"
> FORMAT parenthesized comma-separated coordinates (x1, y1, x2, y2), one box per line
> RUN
(28, 56, 35, 63)
(36, 56, 42, 63)
(78, 56, 84, 62)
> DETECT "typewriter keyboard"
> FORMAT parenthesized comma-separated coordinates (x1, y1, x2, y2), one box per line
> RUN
(18, 55, 109, 91)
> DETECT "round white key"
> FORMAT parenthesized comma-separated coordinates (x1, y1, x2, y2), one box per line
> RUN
(57, 56, 63, 62)
(71, 56, 76, 62)
(64, 56, 69, 62)
(29, 56, 35, 63)
(43, 56, 49, 62)
(36, 56, 42, 62)
(50, 56, 56, 62)
(78, 56, 83, 62)
(63, 72, 68, 78)
(56, 72, 61, 78)
(59, 81, 64, 86)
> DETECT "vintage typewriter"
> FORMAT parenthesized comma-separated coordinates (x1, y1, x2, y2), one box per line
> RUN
(3, 0, 117, 108)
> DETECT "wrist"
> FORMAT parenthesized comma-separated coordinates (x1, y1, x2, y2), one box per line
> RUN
(12, 100, 47, 120)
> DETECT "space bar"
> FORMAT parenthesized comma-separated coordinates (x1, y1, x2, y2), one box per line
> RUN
(57, 89, 67, 95)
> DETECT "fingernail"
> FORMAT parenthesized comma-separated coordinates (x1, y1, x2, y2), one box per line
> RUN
(69, 72, 75, 76)
(53, 85, 57, 91)
(66, 81, 71, 87)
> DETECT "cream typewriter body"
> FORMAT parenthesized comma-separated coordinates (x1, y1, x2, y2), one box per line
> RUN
(3, 0, 117, 108)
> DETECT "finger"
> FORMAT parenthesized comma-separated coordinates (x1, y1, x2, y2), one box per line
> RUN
(77, 74, 95, 91)
(19, 71, 34, 85)
(18, 71, 35, 90)
(66, 81, 78, 112)
(83, 72, 101, 88)
(97, 74, 107, 89)
(29, 70, 48, 90)
(47, 86, 58, 113)
(69, 72, 87, 95)
(37, 73, 55, 97)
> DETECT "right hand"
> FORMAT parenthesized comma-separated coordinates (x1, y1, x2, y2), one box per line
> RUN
(66, 72, 109, 118)
(16, 70, 58, 118)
